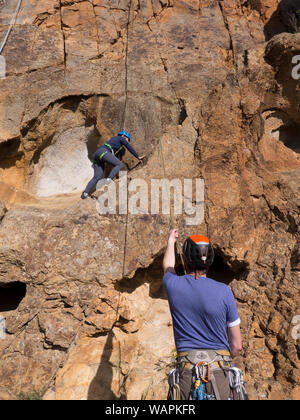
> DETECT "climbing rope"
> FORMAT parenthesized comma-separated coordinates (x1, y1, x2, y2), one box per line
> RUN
(157, 131, 186, 272)
(0, 0, 22, 55)
(93, 1, 133, 278)
(120, 0, 133, 279)
(142, 9, 186, 273)
(120, 0, 132, 133)
(101, 2, 186, 276)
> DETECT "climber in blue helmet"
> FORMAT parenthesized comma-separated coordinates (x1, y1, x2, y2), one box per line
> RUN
(81, 131, 145, 199)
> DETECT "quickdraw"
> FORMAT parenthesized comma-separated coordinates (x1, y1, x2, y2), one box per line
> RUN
(196, 361, 211, 383)
(168, 368, 180, 400)
(191, 362, 215, 400)
(228, 367, 248, 401)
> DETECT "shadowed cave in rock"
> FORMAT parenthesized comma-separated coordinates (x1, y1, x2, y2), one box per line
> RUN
(117, 247, 248, 298)
(264, 0, 300, 41)
(0, 282, 27, 312)
(116, 254, 166, 299)
(0, 138, 22, 171)
(278, 124, 300, 153)
(207, 252, 249, 285)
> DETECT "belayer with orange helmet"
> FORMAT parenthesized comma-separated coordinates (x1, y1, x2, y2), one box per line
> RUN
(163, 229, 247, 400)
(81, 131, 145, 199)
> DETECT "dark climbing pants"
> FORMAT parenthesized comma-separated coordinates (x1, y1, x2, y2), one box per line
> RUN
(84, 151, 124, 195)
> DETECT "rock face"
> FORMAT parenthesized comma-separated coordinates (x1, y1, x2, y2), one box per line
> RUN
(0, 0, 299, 400)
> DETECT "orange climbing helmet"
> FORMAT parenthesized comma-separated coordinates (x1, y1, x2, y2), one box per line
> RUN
(182, 235, 214, 271)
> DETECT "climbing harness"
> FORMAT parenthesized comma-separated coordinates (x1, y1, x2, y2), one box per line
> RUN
(0, 0, 22, 55)
(98, 151, 108, 160)
(168, 349, 248, 401)
(96, 143, 115, 161)
(104, 143, 114, 154)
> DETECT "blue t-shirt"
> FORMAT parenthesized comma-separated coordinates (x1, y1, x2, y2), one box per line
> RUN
(163, 272, 240, 352)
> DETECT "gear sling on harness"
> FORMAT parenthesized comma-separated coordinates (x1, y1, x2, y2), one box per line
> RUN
(97, 143, 114, 161)
(168, 350, 248, 400)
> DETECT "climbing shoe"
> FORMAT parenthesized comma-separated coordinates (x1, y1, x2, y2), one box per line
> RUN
(81, 192, 90, 200)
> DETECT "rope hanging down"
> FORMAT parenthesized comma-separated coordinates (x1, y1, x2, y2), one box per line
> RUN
(0, 0, 22, 55)
(105, 2, 185, 276)
(157, 124, 186, 274)
(97, 1, 137, 278)
(142, 12, 186, 274)
(120, 0, 132, 133)
(121, 0, 133, 279)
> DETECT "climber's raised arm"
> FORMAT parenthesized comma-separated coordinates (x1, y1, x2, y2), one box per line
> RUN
(118, 131, 145, 160)
(163, 229, 178, 273)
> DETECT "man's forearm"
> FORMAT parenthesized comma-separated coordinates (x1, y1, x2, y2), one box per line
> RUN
(163, 241, 176, 273)
(228, 326, 242, 359)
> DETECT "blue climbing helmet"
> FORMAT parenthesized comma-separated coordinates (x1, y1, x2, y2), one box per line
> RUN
(118, 130, 131, 141)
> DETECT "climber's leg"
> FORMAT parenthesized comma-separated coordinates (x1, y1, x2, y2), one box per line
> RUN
(82, 162, 105, 198)
(102, 153, 124, 181)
